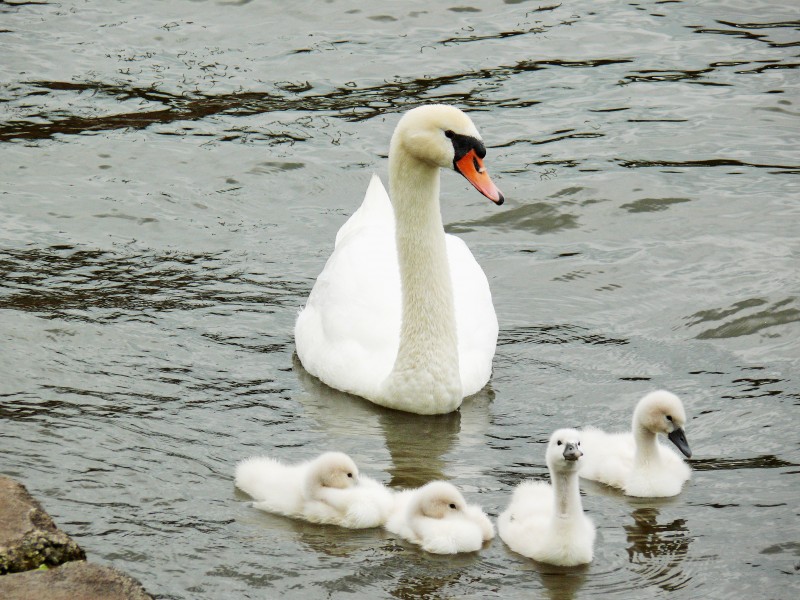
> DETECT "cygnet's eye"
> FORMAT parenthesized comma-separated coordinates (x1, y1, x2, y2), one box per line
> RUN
(557, 440, 562, 446)
(347, 472, 353, 478)
(449, 503, 457, 510)
(577, 441, 581, 446)
(444, 130, 455, 139)
(666, 415, 673, 422)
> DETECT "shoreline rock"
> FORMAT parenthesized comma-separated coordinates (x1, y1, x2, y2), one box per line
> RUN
(0, 561, 154, 600)
(0, 476, 153, 600)
(0, 476, 86, 574)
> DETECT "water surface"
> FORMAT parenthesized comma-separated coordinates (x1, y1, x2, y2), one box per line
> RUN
(1, 1, 798, 598)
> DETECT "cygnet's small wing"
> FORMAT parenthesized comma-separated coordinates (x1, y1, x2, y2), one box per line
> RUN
(235, 456, 305, 517)
(463, 503, 495, 541)
(414, 513, 485, 554)
(384, 489, 415, 539)
(335, 475, 395, 528)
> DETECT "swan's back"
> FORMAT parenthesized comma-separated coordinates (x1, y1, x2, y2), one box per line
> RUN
(577, 427, 635, 489)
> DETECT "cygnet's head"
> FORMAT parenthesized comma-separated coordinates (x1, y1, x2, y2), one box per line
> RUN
(411, 481, 468, 519)
(309, 452, 359, 489)
(633, 390, 692, 458)
(390, 104, 504, 204)
(546, 428, 584, 473)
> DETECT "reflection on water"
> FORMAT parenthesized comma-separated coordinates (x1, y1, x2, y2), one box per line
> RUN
(293, 354, 495, 488)
(687, 297, 800, 340)
(536, 564, 589, 600)
(625, 507, 692, 593)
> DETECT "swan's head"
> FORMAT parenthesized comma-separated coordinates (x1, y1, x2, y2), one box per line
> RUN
(546, 428, 584, 473)
(633, 390, 692, 458)
(411, 481, 468, 519)
(390, 104, 504, 205)
(309, 452, 360, 489)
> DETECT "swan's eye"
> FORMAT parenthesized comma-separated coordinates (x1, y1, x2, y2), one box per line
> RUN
(449, 503, 456, 509)
(444, 130, 455, 139)
(557, 440, 562, 446)
(666, 415, 673, 422)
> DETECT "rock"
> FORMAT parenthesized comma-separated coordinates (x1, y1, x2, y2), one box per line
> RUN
(0, 476, 85, 574)
(0, 561, 154, 600)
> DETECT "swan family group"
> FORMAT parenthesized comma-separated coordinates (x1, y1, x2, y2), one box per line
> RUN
(235, 105, 694, 567)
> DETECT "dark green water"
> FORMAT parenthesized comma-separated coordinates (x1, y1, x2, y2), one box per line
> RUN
(1, 1, 798, 598)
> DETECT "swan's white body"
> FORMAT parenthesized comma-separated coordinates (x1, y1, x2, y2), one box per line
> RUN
(498, 429, 595, 566)
(579, 390, 692, 497)
(234, 452, 393, 528)
(385, 481, 494, 554)
(295, 105, 503, 415)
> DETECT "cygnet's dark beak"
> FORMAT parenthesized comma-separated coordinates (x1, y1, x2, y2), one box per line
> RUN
(563, 442, 583, 461)
(668, 427, 692, 458)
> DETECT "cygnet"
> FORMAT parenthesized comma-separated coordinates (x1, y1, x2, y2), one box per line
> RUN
(579, 390, 692, 497)
(498, 428, 595, 566)
(385, 481, 494, 554)
(234, 451, 393, 528)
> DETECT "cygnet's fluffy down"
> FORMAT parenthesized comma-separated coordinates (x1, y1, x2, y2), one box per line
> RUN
(579, 390, 692, 497)
(234, 451, 393, 528)
(385, 481, 494, 554)
(498, 429, 595, 566)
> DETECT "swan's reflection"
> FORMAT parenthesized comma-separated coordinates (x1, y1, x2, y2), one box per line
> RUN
(624, 506, 692, 592)
(538, 565, 589, 600)
(625, 506, 690, 561)
(292, 353, 493, 487)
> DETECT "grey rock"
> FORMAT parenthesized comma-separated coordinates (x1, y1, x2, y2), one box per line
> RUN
(0, 476, 85, 574)
(0, 561, 154, 600)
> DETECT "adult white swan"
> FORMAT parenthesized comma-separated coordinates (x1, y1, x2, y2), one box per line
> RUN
(295, 105, 504, 415)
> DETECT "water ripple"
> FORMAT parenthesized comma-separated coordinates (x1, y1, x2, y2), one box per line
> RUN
(0, 246, 301, 322)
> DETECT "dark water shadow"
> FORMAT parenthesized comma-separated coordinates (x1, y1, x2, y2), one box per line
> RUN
(1, 57, 634, 143)
(685, 297, 800, 340)
(447, 202, 580, 235)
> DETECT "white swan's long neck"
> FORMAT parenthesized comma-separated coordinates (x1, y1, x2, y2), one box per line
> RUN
(551, 468, 583, 520)
(633, 422, 661, 467)
(378, 143, 461, 414)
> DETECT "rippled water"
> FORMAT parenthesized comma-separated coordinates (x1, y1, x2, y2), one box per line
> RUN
(1, 0, 798, 598)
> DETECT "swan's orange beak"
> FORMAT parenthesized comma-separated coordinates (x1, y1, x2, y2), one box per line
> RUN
(455, 149, 504, 205)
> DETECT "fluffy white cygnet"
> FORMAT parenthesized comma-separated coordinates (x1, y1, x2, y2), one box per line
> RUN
(234, 451, 393, 528)
(579, 390, 692, 497)
(385, 481, 494, 554)
(498, 428, 595, 566)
